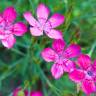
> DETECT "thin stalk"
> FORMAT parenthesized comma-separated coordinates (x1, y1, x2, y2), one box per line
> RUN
(0, 59, 23, 81)
(76, 83, 82, 96)
(88, 41, 96, 56)
(11, 48, 25, 56)
(64, 1, 74, 35)
(35, 64, 61, 96)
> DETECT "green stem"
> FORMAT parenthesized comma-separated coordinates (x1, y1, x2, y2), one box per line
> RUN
(11, 48, 25, 56)
(0, 59, 23, 81)
(64, 1, 74, 35)
(88, 41, 96, 56)
(76, 83, 82, 96)
(35, 64, 61, 96)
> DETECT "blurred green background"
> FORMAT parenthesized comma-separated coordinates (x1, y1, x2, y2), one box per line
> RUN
(0, 0, 96, 96)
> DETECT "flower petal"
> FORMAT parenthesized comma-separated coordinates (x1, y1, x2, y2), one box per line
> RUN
(37, 3, 50, 21)
(51, 63, 64, 79)
(82, 79, 96, 94)
(1, 34, 16, 48)
(3, 6, 17, 23)
(63, 44, 81, 58)
(69, 69, 85, 83)
(45, 29, 63, 39)
(0, 15, 3, 23)
(23, 12, 38, 26)
(52, 39, 66, 54)
(41, 47, 58, 62)
(0, 31, 5, 39)
(63, 59, 76, 72)
(48, 13, 65, 28)
(77, 54, 91, 70)
(31, 91, 43, 96)
(13, 22, 27, 36)
(30, 27, 43, 36)
(0, 29, 12, 39)
(92, 59, 96, 71)
(0, 18, 6, 39)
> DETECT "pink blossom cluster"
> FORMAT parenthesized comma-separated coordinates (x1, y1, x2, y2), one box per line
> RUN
(0, 3, 95, 96)
(0, 6, 27, 48)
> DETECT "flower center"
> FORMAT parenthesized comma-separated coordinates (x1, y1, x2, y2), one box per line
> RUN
(37, 18, 46, 30)
(36, 18, 52, 33)
(0, 21, 12, 39)
(44, 21, 52, 32)
(87, 71, 93, 76)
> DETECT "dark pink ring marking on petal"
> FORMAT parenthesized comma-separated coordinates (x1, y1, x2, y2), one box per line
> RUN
(48, 13, 65, 28)
(41, 47, 58, 62)
(77, 54, 91, 70)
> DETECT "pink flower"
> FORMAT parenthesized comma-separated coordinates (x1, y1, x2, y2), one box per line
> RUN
(13, 88, 28, 96)
(41, 39, 81, 79)
(13, 88, 43, 96)
(31, 91, 43, 96)
(0, 6, 27, 48)
(69, 54, 96, 95)
(23, 3, 64, 39)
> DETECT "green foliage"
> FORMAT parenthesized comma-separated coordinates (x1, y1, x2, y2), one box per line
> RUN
(0, 0, 96, 96)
